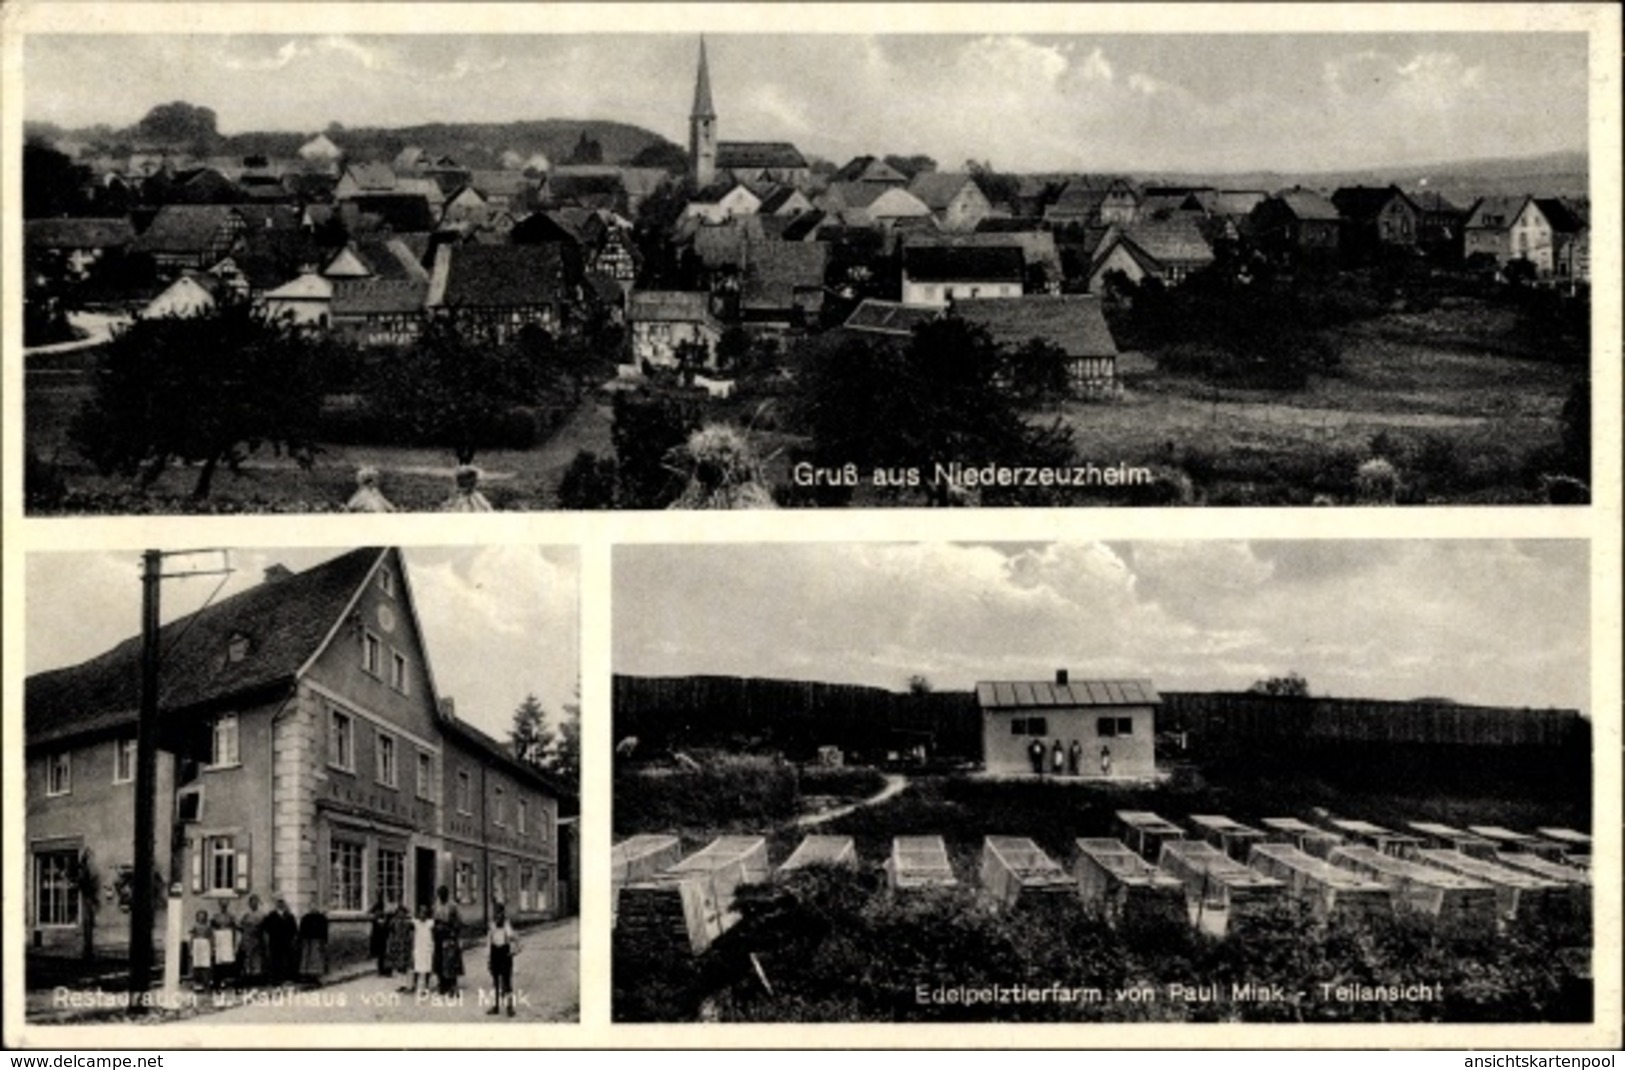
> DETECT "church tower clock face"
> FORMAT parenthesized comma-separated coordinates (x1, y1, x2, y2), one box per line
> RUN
(377, 603, 397, 633)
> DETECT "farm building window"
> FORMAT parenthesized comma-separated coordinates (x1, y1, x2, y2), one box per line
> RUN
(113, 739, 136, 784)
(46, 753, 71, 797)
(391, 651, 410, 694)
(330, 839, 366, 912)
(330, 709, 356, 773)
(205, 835, 237, 894)
(1097, 717, 1134, 737)
(34, 849, 80, 927)
(208, 714, 240, 768)
(376, 847, 405, 908)
(1011, 717, 1047, 736)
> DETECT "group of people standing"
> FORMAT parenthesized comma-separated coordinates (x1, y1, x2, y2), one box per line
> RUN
(1026, 738, 1113, 777)
(187, 895, 327, 992)
(366, 886, 521, 1016)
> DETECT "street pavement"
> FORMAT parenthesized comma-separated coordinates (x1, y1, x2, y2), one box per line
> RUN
(203, 916, 579, 1024)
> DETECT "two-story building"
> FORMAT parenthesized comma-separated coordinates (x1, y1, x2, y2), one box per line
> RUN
(25, 548, 569, 959)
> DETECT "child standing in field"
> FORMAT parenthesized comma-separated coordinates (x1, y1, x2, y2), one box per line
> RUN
(189, 910, 214, 992)
(411, 904, 435, 995)
(486, 903, 519, 1017)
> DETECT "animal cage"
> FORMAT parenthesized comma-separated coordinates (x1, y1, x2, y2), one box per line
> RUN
(611, 834, 684, 924)
(1406, 822, 1499, 859)
(1327, 845, 1498, 928)
(1415, 849, 1570, 923)
(1188, 814, 1269, 861)
(1116, 810, 1187, 862)
(1247, 842, 1392, 921)
(615, 836, 770, 954)
(779, 835, 857, 872)
(1158, 841, 1285, 934)
(886, 835, 958, 890)
(1327, 819, 1423, 856)
(978, 836, 1073, 909)
(1073, 838, 1186, 928)
(1469, 826, 1570, 861)
(1260, 817, 1345, 858)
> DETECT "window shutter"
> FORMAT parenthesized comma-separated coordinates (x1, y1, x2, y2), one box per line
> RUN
(189, 841, 203, 893)
(235, 835, 251, 893)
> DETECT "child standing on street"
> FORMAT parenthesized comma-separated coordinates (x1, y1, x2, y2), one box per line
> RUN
(485, 903, 519, 1017)
(411, 903, 435, 995)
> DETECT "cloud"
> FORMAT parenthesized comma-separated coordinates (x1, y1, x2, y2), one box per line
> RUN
(439, 54, 510, 82)
(218, 40, 311, 72)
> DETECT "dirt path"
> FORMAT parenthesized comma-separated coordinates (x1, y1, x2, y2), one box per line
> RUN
(794, 773, 908, 828)
(25, 311, 129, 355)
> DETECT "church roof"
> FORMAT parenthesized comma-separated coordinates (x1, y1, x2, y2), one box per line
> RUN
(719, 142, 808, 170)
(692, 37, 716, 119)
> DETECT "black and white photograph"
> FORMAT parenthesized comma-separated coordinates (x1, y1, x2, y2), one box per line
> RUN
(20, 546, 580, 1026)
(611, 540, 1594, 1024)
(19, 28, 1596, 513)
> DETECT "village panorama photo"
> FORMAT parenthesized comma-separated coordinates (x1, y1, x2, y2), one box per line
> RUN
(17, 546, 581, 1029)
(610, 540, 1594, 1023)
(18, 29, 1595, 513)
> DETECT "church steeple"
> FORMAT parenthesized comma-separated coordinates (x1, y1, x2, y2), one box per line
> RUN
(689, 36, 718, 186)
(691, 36, 716, 121)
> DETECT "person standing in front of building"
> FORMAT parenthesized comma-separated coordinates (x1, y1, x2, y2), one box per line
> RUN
(237, 894, 266, 989)
(1027, 737, 1044, 775)
(411, 903, 436, 996)
(263, 897, 298, 986)
(386, 902, 414, 983)
(1050, 739, 1065, 776)
(210, 901, 239, 991)
(432, 885, 464, 995)
(486, 903, 519, 1017)
(1067, 739, 1083, 776)
(298, 904, 329, 988)
(369, 895, 391, 975)
(189, 909, 214, 993)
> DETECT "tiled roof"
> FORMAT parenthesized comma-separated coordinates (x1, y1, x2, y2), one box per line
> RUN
(718, 141, 807, 170)
(1118, 218, 1214, 265)
(907, 172, 976, 211)
(903, 245, 1023, 283)
(1533, 197, 1586, 234)
(1212, 190, 1267, 217)
(976, 678, 1159, 709)
(1465, 195, 1529, 231)
(468, 170, 533, 199)
(831, 155, 907, 184)
(1273, 189, 1342, 222)
(438, 714, 575, 805)
(1410, 191, 1465, 216)
(26, 548, 384, 747)
(953, 295, 1117, 359)
(430, 244, 568, 308)
(741, 242, 828, 310)
(130, 205, 240, 254)
(26, 217, 136, 250)
(344, 162, 398, 192)
(842, 299, 940, 337)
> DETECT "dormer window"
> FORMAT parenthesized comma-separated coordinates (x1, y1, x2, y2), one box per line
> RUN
(227, 632, 251, 663)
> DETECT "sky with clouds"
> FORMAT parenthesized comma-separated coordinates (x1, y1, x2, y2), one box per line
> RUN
(24, 32, 1589, 172)
(25, 546, 580, 740)
(614, 541, 1589, 713)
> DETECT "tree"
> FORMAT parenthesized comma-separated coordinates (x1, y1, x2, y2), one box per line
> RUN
(71, 303, 329, 499)
(510, 694, 557, 766)
(134, 101, 219, 153)
(1248, 673, 1310, 698)
(23, 138, 91, 218)
(557, 450, 618, 509)
(567, 130, 604, 165)
(630, 140, 689, 175)
(549, 699, 581, 790)
(907, 674, 933, 696)
(610, 388, 701, 508)
(883, 154, 937, 179)
(363, 313, 553, 465)
(796, 316, 1077, 505)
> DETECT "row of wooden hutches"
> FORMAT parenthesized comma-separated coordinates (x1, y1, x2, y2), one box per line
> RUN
(611, 816, 1590, 955)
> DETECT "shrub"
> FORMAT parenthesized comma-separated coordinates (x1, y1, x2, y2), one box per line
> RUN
(798, 766, 887, 801)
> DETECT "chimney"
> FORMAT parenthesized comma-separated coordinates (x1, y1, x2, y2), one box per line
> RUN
(263, 564, 294, 584)
(1056, 669, 1069, 686)
(439, 696, 457, 720)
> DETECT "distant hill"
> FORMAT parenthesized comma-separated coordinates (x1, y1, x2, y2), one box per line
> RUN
(28, 116, 677, 169)
(1141, 149, 1589, 203)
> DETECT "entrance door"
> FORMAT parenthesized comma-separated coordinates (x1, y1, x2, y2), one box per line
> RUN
(415, 847, 437, 910)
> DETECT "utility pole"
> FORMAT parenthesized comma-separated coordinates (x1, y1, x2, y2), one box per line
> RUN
(128, 549, 233, 1009)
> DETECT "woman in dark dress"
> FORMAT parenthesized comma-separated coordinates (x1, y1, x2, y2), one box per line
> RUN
(263, 898, 299, 986)
(369, 896, 390, 975)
